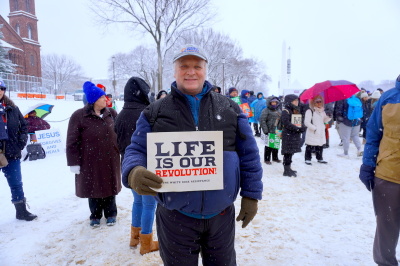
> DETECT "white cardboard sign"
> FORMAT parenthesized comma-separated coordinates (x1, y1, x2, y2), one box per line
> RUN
(36, 128, 64, 156)
(147, 131, 223, 192)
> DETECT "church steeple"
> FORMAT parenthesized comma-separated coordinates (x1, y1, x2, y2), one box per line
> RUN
(8, 0, 39, 43)
(6, 0, 41, 77)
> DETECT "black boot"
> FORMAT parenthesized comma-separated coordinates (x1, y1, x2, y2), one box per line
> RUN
(14, 199, 37, 221)
(283, 165, 297, 177)
(323, 138, 330, 149)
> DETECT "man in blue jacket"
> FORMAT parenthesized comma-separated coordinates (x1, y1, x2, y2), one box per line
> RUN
(122, 44, 263, 265)
(359, 74, 400, 266)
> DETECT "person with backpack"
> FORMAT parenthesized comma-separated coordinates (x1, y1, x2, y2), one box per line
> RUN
(359, 74, 400, 265)
(333, 93, 364, 158)
(303, 95, 331, 165)
(0, 78, 37, 221)
(122, 44, 263, 265)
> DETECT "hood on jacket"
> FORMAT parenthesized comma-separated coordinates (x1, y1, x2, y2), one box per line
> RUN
(284, 94, 299, 110)
(256, 92, 264, 99)
(123, 77, 150, 105)
(309, 95, 324, 110)
(241, 89, 250, 98)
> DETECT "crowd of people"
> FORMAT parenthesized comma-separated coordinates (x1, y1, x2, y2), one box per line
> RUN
(2, 43, 399, 265)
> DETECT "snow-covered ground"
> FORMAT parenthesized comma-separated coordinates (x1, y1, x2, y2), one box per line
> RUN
(0, 97, 383, 265)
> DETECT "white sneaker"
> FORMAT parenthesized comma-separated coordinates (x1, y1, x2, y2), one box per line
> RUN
(337, 153, 349, 158)
(357, 150, 364, 157)
(305, 160, 312, 165)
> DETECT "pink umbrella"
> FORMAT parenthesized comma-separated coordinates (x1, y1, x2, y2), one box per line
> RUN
(300, 80, 360, 104)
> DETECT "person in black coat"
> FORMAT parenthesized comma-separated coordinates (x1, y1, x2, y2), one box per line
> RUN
(0, 79, 37, 221)
(114, 77, 157, 253)
(281, 94, 306, 177)
(115, 77, 150, 159)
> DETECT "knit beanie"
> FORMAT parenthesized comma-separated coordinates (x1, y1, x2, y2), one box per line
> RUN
(370, 90, 381, 99)
(228, 87, 238, 95)
(360, 92, 368, 98)
(83, 81, 106, 104)
(0, 78, 6, 90)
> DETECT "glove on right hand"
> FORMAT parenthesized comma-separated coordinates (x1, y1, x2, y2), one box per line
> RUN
(128, 166, 163, 196)
(359, 164, 375, 192)
(70, 165, 80, 175)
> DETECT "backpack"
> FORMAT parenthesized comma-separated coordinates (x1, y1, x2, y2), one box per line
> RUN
(24, 143, 46, 161)
(346, 97, 363, 120)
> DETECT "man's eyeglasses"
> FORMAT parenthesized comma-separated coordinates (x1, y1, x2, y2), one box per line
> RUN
(0, 87, 6, 91)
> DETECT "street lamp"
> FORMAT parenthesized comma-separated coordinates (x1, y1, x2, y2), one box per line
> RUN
(222, 57, 226, 95)
(112, 56, 116, 96)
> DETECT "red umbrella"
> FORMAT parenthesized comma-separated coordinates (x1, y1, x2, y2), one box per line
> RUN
(300, 80, 360, 104)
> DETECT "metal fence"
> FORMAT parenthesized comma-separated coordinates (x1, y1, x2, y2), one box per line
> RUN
(0, 72, 53, 94)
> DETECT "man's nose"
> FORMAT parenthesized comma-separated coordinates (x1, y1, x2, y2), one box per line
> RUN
(187, 67, 195, 74)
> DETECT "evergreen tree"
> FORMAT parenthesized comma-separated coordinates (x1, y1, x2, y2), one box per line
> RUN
(0, 24, 15, 73)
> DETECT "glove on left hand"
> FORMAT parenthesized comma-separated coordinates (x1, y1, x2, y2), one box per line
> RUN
(236, 197, 258, 228)
(359, 164, 375, 191)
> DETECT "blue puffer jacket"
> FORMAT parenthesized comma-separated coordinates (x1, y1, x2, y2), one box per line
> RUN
(122, 81, 263, 217)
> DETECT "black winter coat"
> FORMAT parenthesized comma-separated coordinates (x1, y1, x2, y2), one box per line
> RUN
(1, 96, 28, 159)
(281, 95, 305, 155)
(115, 77, 150, 158)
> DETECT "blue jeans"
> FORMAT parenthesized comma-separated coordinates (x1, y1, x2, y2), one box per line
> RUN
(2, 159, 25, 203)
(131, 189, 157, 234)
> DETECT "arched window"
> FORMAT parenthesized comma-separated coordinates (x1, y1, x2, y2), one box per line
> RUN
(15, 23, 20, 35)
(30, 55, 34, 66)
(14, 0, 19, 11)
(28, 24, 32, 39)
(25, 0, 31, 13)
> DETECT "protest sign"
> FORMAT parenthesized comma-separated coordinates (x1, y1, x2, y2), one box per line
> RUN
(36, 128, 64, 156)
(147, 131, 223, 192)
(291, 114, 302, 127)
(239, 103, 253, 117)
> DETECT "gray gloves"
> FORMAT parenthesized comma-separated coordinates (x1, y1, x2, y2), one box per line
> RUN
(236, 197, 258, 228)
(128, 166, 163, 196)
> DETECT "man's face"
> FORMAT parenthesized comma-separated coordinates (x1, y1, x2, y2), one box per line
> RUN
(230, 91, 238, 97)
(174, 55, 207, 95)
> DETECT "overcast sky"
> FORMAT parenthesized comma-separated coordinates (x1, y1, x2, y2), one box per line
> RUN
(1, 0, 399, 93)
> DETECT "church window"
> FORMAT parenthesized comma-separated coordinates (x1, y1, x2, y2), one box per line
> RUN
(15, 23, 20, 35)
(26, 0, 31, 13)
(14, 0, 19, 11)
(30, 55, 34, 66)
(28, 24, 32, 39)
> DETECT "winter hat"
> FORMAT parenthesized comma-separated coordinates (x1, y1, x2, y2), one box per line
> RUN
(0, 78, 6, 90)
(173, 44, 208, 63)
(124, 77, 150, 104)
(83, 81, 106, 104)
(228, 87, 238, 95)
(370, 90, 381, 99)
(96, 84, 106, 92)
(360, 92, 369, 98)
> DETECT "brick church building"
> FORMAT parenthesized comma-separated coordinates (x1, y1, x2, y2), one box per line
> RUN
(0, 0, 41, 78)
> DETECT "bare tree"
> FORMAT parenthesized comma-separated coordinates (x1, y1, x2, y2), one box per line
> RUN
(41, 54, 84, 94)
(111, 46, 158, 91)
(90, 0, 215, 91)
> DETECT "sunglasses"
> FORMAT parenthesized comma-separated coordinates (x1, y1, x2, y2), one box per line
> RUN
(315, 100, 322, 103)
(0, 87, 6, 91)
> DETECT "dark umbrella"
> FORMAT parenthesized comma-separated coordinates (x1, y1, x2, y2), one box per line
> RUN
(300, 80, 360, 104)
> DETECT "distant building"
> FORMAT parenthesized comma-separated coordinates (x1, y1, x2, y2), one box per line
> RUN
(0, 0, 41, 78)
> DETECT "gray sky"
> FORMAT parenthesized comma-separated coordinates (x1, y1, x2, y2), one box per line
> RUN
(1, 0, 399, 93)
